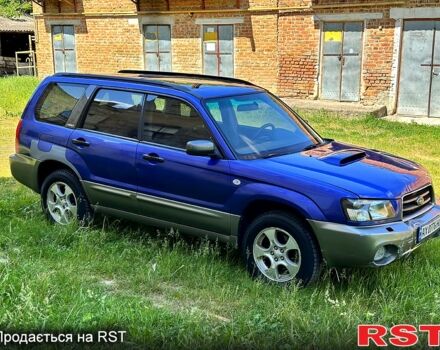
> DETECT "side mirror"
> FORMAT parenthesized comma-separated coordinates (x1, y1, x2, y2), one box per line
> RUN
(186, 140, 216, 157)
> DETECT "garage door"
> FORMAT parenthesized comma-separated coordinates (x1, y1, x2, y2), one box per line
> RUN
(398, 20, 440, 117)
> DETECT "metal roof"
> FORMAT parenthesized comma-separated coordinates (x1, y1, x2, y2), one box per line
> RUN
(0, 16, 34, 33)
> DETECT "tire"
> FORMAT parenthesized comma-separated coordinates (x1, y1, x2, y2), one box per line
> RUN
(241, 211, 321, 286)
(41, 169, 93, 226)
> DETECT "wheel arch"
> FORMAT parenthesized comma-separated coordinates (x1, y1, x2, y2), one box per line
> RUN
(37, 159, 81, 193)
(238, 199, 321, 248)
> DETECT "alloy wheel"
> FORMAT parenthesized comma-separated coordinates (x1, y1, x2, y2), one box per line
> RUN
(46, 181, 78, 225)
(252, 227, 302, 283)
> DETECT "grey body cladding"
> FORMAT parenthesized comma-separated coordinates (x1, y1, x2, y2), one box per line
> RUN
(12, 138, 239, 244)
(10, 140, 81, 193)
(82, 181, 240, 245)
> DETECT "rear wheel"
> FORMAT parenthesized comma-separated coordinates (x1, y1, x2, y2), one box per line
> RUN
(241, 211, 321, 286)
(41, 169, 92, 225)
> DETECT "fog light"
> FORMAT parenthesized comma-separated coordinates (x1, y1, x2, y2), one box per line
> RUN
(374, 246, 386, 262)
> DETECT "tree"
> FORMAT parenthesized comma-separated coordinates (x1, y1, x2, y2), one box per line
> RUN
(0, 0, 32, 18)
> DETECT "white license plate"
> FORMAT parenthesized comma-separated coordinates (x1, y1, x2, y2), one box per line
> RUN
(418, 215, 440, 242)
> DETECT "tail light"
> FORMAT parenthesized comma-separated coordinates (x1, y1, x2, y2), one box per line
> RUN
(15, 119, 23, 154)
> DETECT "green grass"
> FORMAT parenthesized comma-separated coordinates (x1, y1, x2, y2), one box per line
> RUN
(0, 76, 39, 118)
(0, 76, 39, 177)
(0, 77, 440, 348)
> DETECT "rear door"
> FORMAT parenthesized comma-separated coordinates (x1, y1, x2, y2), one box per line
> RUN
(68, 88, 144, 212)
(135, 94, 234, 236)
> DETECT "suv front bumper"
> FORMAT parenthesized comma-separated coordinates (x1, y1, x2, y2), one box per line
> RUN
(308, 204, 440, 267)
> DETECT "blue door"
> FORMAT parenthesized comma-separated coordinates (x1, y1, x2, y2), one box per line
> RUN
(135, 94, 234, 236)
(68, 88, 144, 212)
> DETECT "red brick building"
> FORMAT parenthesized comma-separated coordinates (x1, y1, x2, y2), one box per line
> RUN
(33, 0, 440, 117)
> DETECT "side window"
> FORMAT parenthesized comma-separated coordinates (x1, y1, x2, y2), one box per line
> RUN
(82, 89, 144, 139)
(35, 83, 87, 126)
(142, 95, 211, 149)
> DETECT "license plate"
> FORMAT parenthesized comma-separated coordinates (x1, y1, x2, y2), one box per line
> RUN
(418, 215, 440, 242)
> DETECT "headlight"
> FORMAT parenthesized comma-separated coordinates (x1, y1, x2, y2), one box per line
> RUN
(342, 199, 398, 222)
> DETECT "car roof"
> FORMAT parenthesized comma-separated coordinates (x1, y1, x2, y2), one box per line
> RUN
(52, 71, 265, 100)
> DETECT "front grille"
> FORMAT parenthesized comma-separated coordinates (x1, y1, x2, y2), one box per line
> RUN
(402, 185, 434, 218)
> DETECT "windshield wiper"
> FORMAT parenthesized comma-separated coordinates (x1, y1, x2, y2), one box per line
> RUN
(261, 152, 281, 159)
(302, 144, 319, 151)
(302, 140, 331, 152)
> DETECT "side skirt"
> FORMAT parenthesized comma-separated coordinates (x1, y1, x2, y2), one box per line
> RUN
(93, 205, 238, 246)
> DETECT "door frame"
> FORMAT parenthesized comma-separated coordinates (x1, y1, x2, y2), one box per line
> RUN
(396, 18, 440, 117)
(318, 20, 365, 102)
(200, 24, 235, 77)
(51, 24, 77, 73)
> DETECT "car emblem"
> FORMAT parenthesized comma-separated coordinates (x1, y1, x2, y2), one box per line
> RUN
(416, 196, 425, 206)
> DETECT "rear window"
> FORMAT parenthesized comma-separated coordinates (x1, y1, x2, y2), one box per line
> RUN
(35, 83, 87, 126)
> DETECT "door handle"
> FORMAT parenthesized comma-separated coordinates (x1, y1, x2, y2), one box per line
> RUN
(72, 138, 90, 147)
(143, 153, 164, 163)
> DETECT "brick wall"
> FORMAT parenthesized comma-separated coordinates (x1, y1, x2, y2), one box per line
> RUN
(0, 56, 16, 75)
(34, 0, 440, 109)
(278, 13, 319, 98)
(362, 17, 395, 107)
(34, 0, 279, 92)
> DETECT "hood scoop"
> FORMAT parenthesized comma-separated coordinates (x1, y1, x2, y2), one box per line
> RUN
(319, 149, 367, 166)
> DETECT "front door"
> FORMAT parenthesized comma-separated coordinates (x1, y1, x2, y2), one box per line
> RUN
(203, 24, 234, 77)
(321, 22, 363, 102)
(52, 25, 77, 73)
(136, 94, 233, 236)
(144, 24, 172, 72)
(398, 20, 440, 117)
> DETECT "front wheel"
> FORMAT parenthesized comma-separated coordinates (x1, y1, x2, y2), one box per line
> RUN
(241, 211, 321, 286)
(41, 169, 92, 225)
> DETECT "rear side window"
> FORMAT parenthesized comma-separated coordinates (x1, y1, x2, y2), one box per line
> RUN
(35, 83, 87, 126)
(82, 89, 144, 139)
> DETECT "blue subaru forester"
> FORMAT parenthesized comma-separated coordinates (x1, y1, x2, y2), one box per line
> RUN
(10, 70, 440, 285)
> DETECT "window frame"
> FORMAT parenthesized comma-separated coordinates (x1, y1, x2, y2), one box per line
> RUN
(139, 92, 223, 157)
(77, 86, 147, 142)
(143, 24, 172, 72)
(35, 82, 88, 128)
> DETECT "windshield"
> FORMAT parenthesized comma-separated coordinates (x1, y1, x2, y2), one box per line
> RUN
(204, 92, 322, 159)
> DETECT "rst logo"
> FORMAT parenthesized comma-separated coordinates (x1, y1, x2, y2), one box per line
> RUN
(358, 325, 440, 347)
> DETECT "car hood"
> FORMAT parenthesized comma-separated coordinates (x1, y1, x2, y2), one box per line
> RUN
(244, 141, 431, 199)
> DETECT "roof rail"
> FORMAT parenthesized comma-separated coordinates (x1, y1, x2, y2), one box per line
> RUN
(118, 70, 256, 87)
(53, 72, 192, 92)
